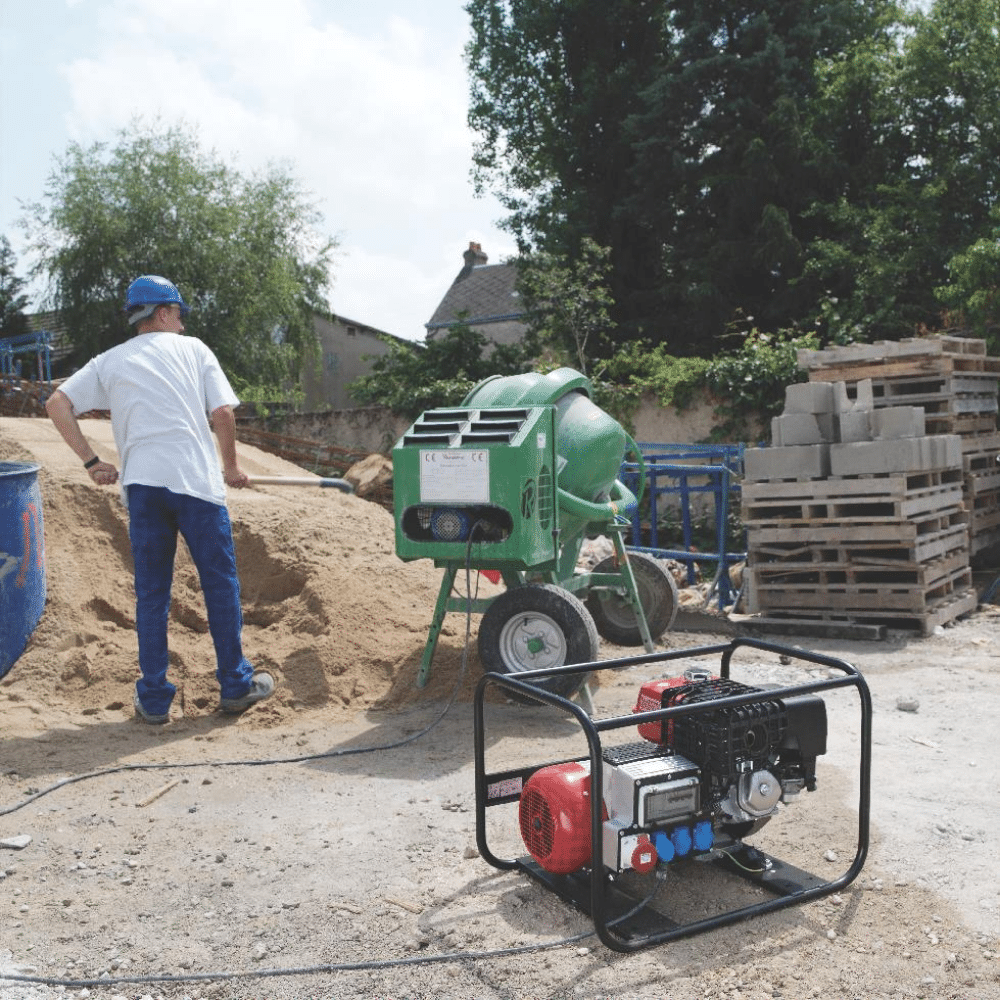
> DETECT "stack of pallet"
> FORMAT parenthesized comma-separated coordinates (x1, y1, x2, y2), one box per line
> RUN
(742, 369, 980, 635)
(797, 336, 1000, 557)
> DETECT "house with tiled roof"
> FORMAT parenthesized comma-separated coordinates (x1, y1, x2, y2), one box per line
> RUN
(425, 243, 528, 347)
(303, 311, 405, 410)
(16, 307, 400, 412)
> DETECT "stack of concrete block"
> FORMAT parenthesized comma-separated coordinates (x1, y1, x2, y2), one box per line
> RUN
(742, 379, 977, 635)
(797, 336, 1000, 556)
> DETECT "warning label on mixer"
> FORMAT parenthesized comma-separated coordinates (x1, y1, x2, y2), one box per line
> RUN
(420, 449, 490, 502)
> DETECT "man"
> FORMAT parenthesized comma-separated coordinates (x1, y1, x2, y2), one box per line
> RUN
(46, 274, 274, 724)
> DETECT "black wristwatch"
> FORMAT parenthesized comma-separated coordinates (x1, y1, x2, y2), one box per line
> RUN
(84, 456, 100, 470)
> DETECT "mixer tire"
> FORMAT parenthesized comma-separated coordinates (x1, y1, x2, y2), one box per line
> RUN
(478, 584, 598, 701)
(586, 551, 679, 646)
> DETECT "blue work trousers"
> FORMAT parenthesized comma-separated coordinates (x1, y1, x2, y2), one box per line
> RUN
(127, 484, 253, 715)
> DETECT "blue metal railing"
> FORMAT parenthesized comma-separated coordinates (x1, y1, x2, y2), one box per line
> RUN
(1, 331, 54, 398)
(620, 443, 745, 609)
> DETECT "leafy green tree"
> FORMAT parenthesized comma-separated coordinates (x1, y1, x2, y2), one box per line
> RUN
(21, 120, 335, 395)
(0, 235, 31, 339)
(465, 0, 896, 353)
(937, 203, 1000, 344)
(803, 0, 1000, 343)
(516, 237, 615, 373)
(627, 0, 877, 351)
(349, 321, 539, 419)
(466, 0, 666, 344)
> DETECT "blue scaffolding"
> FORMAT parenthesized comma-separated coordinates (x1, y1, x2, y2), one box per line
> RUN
(0, 331, 54, 399)
(621, 443, 746, 609)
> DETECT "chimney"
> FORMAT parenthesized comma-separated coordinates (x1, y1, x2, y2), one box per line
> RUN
(463, 242, 488, 268)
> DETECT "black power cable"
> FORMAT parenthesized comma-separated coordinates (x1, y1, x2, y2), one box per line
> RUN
(1, 522, 625, 988)
(0, 931, 597, 990)
(1, 524, 491, 819)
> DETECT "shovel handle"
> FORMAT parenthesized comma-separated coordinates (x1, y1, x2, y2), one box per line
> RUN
(246, 476, 354, 493)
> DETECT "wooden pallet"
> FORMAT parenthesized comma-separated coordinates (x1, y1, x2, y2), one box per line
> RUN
(965, 469, 1000, 496)
(924, 413, 998, 436)
(861, 372, 1000, 406)
(753, 561, 972, 612)
(962, 436, 1000, 472)
(748, 520, 969, 569)
(750, 548, 969, 588)
(747, 587, 978, 636)
(742, 472, 963, 525)
(808, 357, 1000, 382)
(799, 335, 987, 365)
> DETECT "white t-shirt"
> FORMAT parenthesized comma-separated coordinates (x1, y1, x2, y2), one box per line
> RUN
(60, 332, 240, 506)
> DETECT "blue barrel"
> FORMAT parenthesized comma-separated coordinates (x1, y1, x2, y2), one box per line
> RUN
(0, 462, 46, 679)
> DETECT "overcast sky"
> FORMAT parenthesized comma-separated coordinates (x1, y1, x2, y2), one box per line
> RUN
(0, 0, 516, 341)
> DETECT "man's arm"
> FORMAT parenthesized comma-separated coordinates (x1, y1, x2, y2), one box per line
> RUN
(45, 390, 118, 486)
(211, 404, 249, 488)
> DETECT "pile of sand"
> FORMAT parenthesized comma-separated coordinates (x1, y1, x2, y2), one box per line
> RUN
(1, 417, 495, 730)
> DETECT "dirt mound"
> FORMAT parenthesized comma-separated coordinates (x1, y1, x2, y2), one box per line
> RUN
(1, 417, 492, 731)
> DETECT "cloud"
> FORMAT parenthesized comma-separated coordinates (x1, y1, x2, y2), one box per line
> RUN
(59, 0, 514, 338)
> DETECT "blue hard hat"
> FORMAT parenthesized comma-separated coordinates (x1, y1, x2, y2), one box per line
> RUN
(124, 275, 191, 321)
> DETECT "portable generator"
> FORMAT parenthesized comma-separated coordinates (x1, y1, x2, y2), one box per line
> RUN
(474, 637, 871, 952)
(393, 368, 679, 695)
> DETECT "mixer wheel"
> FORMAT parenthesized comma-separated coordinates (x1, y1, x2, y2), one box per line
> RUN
(478, 584, 598, 701)
(586, 551, 679, 646)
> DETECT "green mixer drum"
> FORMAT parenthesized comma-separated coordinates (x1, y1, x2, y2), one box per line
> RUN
(463, 367, 626, 511)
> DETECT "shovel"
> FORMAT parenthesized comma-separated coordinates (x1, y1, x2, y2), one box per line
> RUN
(246, 475, 353, 493)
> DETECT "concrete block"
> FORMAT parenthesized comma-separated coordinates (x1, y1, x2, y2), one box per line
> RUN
(745, 444, 831, 481)
(930, 434, 963, 469)
(829, 435, 961, 476)
(834, 378, 873, 413)
(871, 406, 926, 440)
(830, 439, 919, 476)
(785, 382, 835, 414)
(839, 410, 871, 443)
(771, 413, 827, 446)
(816, 413, 837, 441)
(855, 379, 874, 410)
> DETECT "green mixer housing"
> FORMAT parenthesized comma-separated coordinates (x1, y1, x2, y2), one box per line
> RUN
(394, 404, 560, 571)
(393, 368, 679, 695)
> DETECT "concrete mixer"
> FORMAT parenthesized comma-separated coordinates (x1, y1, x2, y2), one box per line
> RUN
(393, 368, 678, 697)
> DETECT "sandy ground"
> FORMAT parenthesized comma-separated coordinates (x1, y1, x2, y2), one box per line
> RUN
(0, 414, 998, 1000)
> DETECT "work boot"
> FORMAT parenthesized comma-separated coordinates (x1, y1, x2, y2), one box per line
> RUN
(219, 672, 275, 715)
(133, 691, 170, 725)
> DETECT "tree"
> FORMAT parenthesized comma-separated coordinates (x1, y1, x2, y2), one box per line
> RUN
(937, 203, 1000, 344)
(804, 0, 1000, 343)
(626, 0, 885, 351)
(466, 0, 901, 354)
(466, 0, 667, 346)
(349, 321, 538, 419)
(22, 120, 335, 395)
(0, 235, 31, 339)
(516, 237, 616, 373)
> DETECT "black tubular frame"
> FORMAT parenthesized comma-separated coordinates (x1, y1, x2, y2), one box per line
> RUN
(473, 636, 872, 953)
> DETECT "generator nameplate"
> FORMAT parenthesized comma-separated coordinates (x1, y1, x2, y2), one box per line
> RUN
(420, 449, 490, 502)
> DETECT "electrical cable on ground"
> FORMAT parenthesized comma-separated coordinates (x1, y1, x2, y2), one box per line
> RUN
(0, 523, 623, 988)
(2, 872, 664, 988)
(1, 525, 491, 820)
(0, 931, 598, 990)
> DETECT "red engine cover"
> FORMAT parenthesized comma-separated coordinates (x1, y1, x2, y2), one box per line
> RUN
(519, 762, 593, 874)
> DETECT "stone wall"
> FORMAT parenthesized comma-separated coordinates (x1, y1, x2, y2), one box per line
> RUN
(238, 389, 756, 456)
(239, 406, 409, 455)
